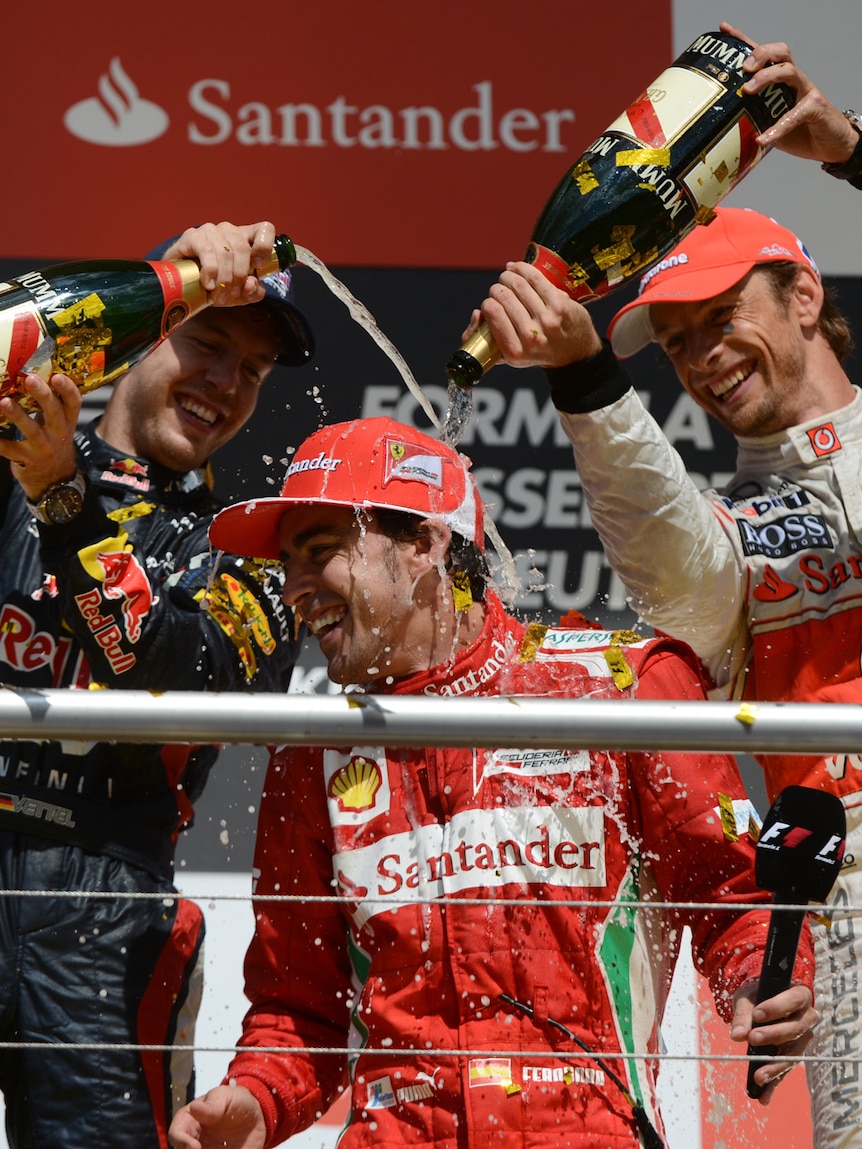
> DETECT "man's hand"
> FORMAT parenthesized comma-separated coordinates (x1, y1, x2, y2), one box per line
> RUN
(462, 261, 603, 369)
(0, 373, 81, 502)
(730, 980, 817, 1105)
(722, 22, 859, 165)
(158, 221, 280, 308)
(169, 1083, 266, 1149)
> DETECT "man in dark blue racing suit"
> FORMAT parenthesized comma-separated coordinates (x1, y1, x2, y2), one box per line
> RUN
(0, 221, 314, 1149)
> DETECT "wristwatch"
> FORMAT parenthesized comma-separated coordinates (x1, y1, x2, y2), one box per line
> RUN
(27, 469, 87, 525)
(821, 110, 862, 182)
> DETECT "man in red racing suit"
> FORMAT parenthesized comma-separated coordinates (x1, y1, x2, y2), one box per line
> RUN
(170, 417, 815, 1149)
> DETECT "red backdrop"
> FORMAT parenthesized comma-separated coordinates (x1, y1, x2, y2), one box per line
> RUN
(2, 1, 671, 266)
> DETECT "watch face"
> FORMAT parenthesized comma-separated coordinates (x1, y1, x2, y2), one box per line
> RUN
(43, 484, 85, 525)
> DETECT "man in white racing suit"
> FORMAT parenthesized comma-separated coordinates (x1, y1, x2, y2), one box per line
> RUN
(466, 195, 861, 1145)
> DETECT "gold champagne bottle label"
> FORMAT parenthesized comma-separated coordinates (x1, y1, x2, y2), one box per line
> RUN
(457, 321, 502, 376)
(0, 235, 297, 418)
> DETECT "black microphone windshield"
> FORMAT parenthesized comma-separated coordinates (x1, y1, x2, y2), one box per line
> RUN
(754, 785, 845, 900)
(745, 785, 846, 1100)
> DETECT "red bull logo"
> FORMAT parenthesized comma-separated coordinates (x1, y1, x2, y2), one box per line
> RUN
(94, 549, 152, 642)
(74, 534, 153, 674)
(101, 457, 150, 490)
(0, 603, 77, 684)
(74, 587, 136, 674)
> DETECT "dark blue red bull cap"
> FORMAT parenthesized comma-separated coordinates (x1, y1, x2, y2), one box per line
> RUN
(146, 233, 315, 367)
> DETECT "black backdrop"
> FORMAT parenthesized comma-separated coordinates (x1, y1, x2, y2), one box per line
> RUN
(2, 257, 860, 870)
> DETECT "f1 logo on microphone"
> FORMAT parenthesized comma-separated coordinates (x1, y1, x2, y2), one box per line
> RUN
(755, 785, 847, 904)
(757, 821, 812, 850)
(758, 821, 844, 862)
(817, 834, 846, 864)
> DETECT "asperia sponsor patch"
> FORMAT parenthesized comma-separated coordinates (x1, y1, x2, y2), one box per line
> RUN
(532, 627, 648, 683)
(535, 628, 651, 659)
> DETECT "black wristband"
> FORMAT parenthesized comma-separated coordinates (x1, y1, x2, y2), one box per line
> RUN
(545, 339, 633, 414)
(821, 111, 862, 186)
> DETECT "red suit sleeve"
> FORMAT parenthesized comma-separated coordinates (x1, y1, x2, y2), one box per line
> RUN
(225, 747, 353, 1146)
(628, 639, 814, 1020)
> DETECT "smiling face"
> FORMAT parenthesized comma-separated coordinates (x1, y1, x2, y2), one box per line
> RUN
(97, 306, 280, 471)
(649, 266, 823, 438)
(279, 504, 450, 686)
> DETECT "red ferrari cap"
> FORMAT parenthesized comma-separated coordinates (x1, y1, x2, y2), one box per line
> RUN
(209, 417, 485, 559)
(608, 207, 820, 358)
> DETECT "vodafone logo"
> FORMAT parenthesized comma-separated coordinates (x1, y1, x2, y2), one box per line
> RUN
(807, 422, 842, 457)
(64, 58, 169, 146)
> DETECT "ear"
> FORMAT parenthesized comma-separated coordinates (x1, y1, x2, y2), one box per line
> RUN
(793, 265, 824, 332)
(407, 519, 451, 576)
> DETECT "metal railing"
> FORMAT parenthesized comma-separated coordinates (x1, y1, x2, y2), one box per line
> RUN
(0, 686, 858, 1130)
(1, 686, 860, 752)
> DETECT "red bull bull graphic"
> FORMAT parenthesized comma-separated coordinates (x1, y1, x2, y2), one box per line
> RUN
(74, 531, 154, 674)
(94, 549, 153, 643)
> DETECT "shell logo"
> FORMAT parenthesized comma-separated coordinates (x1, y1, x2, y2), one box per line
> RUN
(328, 756, 383, 813)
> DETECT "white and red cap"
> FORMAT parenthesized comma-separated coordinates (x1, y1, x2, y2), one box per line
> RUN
(209, 417, 485, 559)
(608, 207, 820, 359)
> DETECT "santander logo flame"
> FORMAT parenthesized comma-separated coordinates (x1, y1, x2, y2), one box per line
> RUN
(64, 58, 169, 146)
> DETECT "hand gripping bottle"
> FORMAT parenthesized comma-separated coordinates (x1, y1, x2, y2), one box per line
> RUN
(446, 29, 794, 388)
(0, 234, 297, 421)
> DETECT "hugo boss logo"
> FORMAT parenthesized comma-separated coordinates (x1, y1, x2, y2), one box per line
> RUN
(736, 512, 833, 559)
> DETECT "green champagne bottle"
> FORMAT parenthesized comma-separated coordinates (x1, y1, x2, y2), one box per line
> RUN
(446, 29, 795, 388)
(0, 234, 297, 420)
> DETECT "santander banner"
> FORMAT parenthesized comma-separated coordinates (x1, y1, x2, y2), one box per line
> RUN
(3, 0, 671, 267)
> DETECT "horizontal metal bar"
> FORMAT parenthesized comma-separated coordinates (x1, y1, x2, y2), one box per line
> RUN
(0, 1038, 852, 1065)
(0, 687, 857, 753)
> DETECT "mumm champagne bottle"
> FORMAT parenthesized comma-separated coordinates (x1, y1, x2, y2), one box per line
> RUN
(0, 234, 297, 421)
(446, 29, 795, 388)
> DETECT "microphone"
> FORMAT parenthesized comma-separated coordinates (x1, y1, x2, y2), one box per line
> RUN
(745, 785, 846, 1099)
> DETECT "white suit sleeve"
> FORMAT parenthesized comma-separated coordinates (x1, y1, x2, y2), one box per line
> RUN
(557, 388, 749, 687)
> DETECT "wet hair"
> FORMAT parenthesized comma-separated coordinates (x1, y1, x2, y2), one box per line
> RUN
(757, 262, 855, 363)
(372, 507, 489, 603)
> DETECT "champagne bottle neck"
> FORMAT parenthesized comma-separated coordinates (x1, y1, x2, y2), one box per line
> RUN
(272, 233, 297, 271)
(157, 233, 296, 287)
(446, 321, 501, 388)
(153, 232, 297, 310)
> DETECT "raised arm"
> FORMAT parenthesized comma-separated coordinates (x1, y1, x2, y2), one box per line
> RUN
(722, 22, 861, 177)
